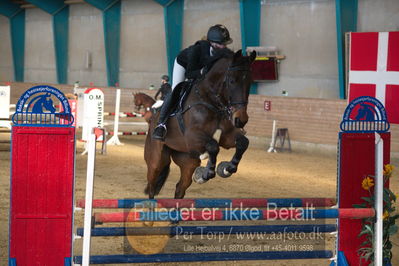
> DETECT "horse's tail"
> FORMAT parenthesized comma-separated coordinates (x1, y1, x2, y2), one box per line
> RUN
(144, 164, 171, 196)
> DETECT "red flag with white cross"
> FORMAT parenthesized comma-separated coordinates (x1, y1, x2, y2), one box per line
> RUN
(348, 31, 399, 124)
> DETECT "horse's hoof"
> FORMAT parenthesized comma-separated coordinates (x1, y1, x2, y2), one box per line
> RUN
(192, 167, 208, 184)
(216, 161, 234, 178)
(199, 152, 209, 160)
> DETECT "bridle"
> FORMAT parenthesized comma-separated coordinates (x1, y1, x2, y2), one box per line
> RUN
(223, 63, 251, 112)
(189, 57, 251, 121)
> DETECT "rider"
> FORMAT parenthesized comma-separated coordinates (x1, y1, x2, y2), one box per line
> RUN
(152, 24, 233, 141)
(154, 75, 172, 101)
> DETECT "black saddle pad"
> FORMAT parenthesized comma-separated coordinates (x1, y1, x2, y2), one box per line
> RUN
(170, 80, 195, 134)
(172, 80, 194, 115)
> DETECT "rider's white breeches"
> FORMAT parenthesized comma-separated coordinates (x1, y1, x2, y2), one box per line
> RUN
(172, 58, 186, 90)
(152, 100, 164, 109)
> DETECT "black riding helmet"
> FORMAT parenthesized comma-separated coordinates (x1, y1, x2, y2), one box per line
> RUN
(161, 75, 169, 82)
(207, 24, 233, 45)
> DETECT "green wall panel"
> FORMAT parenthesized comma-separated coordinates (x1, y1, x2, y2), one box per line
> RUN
(0, 1, 25, 82)
(335, 0, 358, 99)
(26, 0, 69, 84)
(85, 0, 121, 86)
(154, 0, 184, 78)
(239, 0, 261, 94)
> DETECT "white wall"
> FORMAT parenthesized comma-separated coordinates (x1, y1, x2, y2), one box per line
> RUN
(119, 0, 166, 89)
(69, 3, 106, 86)
(257, 0, 399, 98)
(259, 0, 339, 98)
(183, 0, 241, 51)
(0, 15, 13, 82)
(24, 8, 57, 84)
(358, 0, 399, 32)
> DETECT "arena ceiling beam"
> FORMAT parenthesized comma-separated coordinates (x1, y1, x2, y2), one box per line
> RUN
(239, 0, 261, 94)
(335, 0, 358, 99)
(25, 0, 69, 84)
(0, 0, 22, 17)
(0, 1, 25, 82)
(84, 0, 121, 87)
(153, 0, 184, 79)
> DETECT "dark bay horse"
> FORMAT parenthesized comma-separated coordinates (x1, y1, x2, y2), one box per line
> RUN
(144, 49, 256, 199)
(133, 92, 156, 123)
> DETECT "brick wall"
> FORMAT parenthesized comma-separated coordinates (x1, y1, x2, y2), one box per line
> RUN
(6, 82, 399, 152)
(247, 95, 345, 145)
(247, 94, 399, 152)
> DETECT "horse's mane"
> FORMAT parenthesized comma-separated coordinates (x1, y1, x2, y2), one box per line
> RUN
(136, 92, 153, 99)
(205, 48, 234, 70)
(212, 47, 235, 59)
(135, 92, 155, 105)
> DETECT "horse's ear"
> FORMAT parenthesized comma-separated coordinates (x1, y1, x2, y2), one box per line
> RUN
(249, 50, 257, 62)
(234, 49, 242, 59)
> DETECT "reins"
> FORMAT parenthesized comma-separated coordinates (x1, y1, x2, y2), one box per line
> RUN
(181, 56, 251, 121)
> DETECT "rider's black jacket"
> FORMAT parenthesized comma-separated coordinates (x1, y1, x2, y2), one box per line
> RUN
(176, 40, 212, 80)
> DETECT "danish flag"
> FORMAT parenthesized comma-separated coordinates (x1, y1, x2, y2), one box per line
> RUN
(348, 31, 399, 124)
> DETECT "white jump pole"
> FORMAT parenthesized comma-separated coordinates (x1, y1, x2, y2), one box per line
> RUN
(374, 133, 383, 266)
(0, 85, 11, 130)
(267, 120, 277, 153)
(107, 89, 122, 145)
(81, 129, 97, 266)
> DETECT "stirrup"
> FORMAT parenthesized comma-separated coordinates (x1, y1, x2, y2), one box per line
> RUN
(152, 124, 167, 140)
(156, 124, 167, 130)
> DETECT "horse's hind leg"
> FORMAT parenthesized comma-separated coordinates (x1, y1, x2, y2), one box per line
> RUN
(145, 145, 172, 199)
(171, 152, 200, 199)
(217, 133, 249, 178)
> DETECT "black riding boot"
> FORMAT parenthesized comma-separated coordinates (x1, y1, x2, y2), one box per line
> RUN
(152, 88, 178, 141)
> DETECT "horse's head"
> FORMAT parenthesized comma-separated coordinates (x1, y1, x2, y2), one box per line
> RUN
(133, 92, 156, 114)
(43, 93, 56, 113)
(133, 93, 143, 112)
(224, 50, 256, 128)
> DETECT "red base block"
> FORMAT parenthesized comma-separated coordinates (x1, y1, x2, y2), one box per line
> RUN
(338, 133, 390, 266)
(9, 126, 75, 266)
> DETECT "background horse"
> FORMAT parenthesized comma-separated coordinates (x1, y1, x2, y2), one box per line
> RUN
(133, 92, 155, 123)
(144, 49, 256, 199)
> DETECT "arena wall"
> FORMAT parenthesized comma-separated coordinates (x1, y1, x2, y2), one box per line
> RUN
(0, 15, 13, 82)
(258, 0, 399, 98)
(247, 95, 399, 154)
(24, 9, 57, 84)
(259, 0, 339, 98)
(1, 0, 398, 99)
(6, 82, 399, 154)
(69, 4, 107, 86)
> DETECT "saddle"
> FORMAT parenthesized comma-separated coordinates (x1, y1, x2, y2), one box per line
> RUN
(165, 49, 230, 134)
(170, 80, 194, 134)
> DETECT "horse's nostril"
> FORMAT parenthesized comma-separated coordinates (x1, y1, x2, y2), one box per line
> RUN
(235, 118, 243, 128)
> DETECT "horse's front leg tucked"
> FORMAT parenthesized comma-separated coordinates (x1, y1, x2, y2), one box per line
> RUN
(192, 139, 219, 184)
(217, 134, 249, 178)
